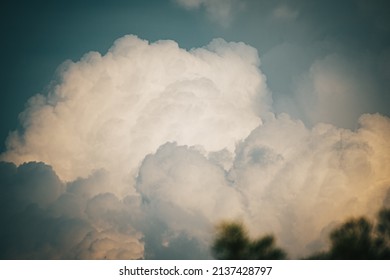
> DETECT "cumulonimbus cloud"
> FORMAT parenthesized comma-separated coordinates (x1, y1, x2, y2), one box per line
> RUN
(0, 35, 389, 259)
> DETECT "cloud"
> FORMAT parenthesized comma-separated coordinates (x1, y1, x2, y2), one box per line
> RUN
(1, 35, 268, 193)
(174, 0, 243, 27)
(134, 113, 390, 258)
(1, 35, 389, 259)
(231, 113, 390, 256)
(0, 161, 143, 259)
(0, 35, 268, 259)
(136, 142, 244, 258)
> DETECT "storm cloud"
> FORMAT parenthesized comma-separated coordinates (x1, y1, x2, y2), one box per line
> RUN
(1, 35, 389, 259)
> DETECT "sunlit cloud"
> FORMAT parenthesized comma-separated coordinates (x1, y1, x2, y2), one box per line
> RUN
(1, 34, 389, 259)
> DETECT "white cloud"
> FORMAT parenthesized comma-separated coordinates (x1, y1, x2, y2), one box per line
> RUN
(136, 143, 244, 246)
(1, 35, 268, 196)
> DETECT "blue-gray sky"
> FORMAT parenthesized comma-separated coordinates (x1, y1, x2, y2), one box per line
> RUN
(0, 0, 390, 259)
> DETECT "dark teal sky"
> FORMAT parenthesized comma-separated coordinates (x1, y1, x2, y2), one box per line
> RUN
(1, 0, 390, 152)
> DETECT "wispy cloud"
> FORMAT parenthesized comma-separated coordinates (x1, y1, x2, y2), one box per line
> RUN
(174, 0, 243, 27)
(273, 4, 299, 21)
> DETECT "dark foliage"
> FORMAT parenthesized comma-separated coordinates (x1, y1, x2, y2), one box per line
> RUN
(213, 208, 390, 260)
(212, 221, 286, 260)
(308, 208, 390, 260)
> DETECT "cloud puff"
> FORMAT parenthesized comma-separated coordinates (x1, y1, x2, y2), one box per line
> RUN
(0, 162, 143, 259)
(136, 142, 244, 258)
(174, 0, 243, 27)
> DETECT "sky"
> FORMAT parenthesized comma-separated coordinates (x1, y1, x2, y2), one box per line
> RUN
(0, 0, 389, 259)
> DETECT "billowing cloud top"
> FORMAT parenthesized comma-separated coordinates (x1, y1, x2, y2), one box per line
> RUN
(1, 35, 390, 259)
(1, 35, 268, 193)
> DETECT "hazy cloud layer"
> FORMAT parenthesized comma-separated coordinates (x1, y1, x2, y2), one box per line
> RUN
(1, 35, 390, 259)
(273, 4, 299, 21)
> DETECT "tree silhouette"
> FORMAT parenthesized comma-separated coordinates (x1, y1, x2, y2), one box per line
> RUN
(211, 221, 286, 260)
(375, 208, 390, 258)
(328, 217, 377, 259)
(213, 208, 390, 260)
(309, 208, 390, 260)
(247, 234, 286, 260)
